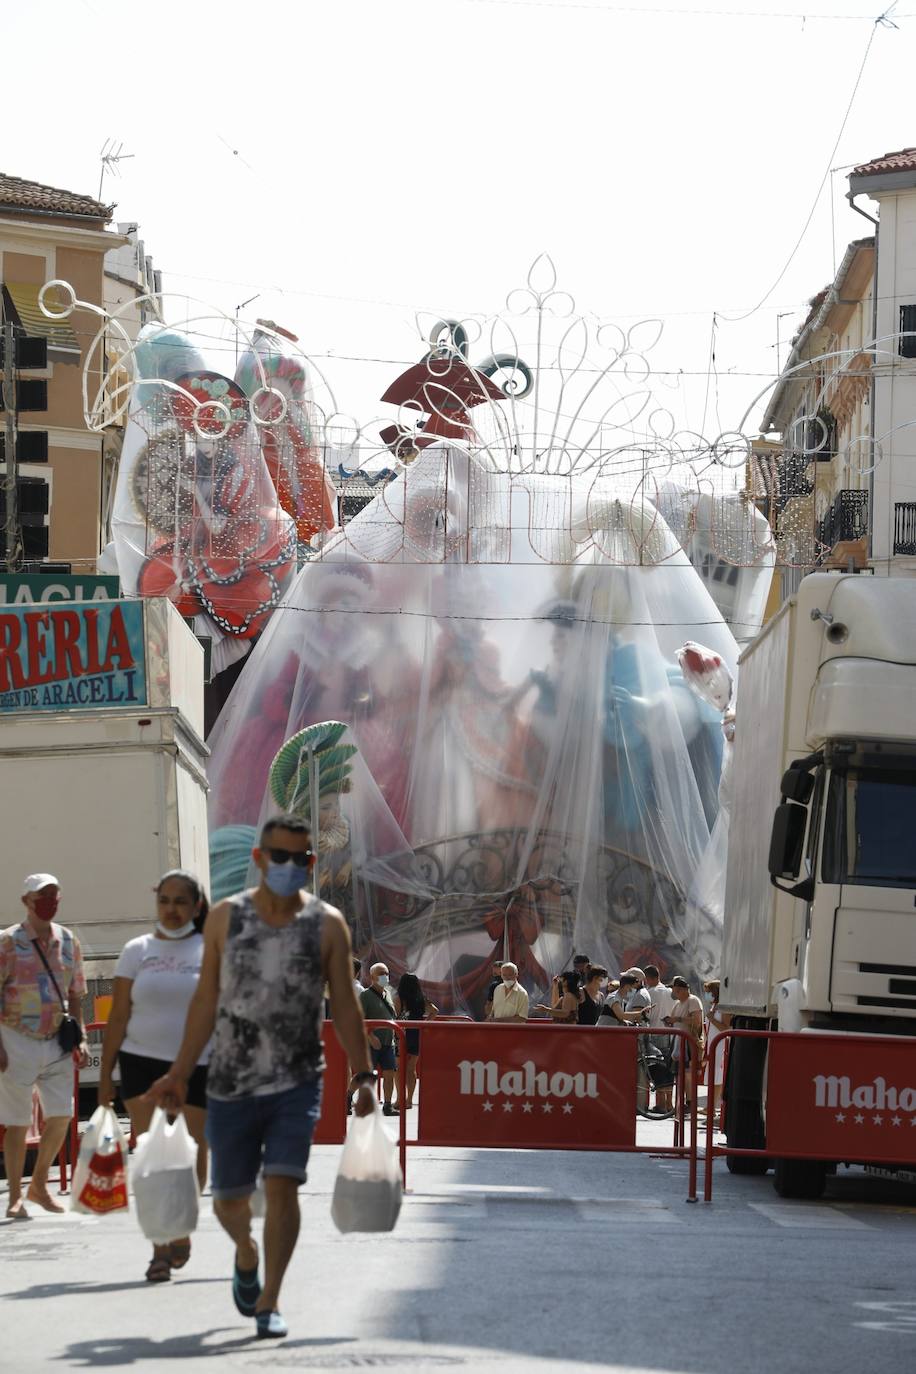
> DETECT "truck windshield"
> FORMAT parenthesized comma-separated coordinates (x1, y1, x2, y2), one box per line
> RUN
(823, 766, 916, 888)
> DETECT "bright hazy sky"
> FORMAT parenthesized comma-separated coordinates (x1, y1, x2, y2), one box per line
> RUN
(4, 0, 913, 446)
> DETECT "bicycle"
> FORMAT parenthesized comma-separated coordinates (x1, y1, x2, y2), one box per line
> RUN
(636, 1032, 677, 1121)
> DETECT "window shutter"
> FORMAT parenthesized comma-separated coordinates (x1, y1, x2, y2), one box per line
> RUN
(899, 304, 916, 359)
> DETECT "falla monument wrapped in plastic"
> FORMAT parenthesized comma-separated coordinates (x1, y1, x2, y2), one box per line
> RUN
(58, 258, 774, 1013)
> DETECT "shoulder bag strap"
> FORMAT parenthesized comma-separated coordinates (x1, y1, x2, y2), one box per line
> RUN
(31, 938, 67, 1010)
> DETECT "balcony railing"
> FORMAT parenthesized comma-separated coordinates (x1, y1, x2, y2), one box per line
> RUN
(894, 502, 916, 556)
(817, 489, 868, 553)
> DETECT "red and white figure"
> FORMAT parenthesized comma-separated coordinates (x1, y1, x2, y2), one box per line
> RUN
(101, 322, 318, 679)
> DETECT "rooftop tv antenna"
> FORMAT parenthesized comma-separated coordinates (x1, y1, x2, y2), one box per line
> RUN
(98, 139, 134, 201)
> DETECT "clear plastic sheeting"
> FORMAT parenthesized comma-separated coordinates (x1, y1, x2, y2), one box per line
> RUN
(655, 482, 775, 645)
(208, 445, 739, 1014)
(677, 642, 735, 932)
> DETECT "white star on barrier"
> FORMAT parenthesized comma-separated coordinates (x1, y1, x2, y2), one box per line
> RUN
(522, 1102, 533, 1114)
(482, 1101, 493, 1113)
(562, 1103, 573, 1115)
(542, 1102, 553, 1114)
(835, 1112, 846, 1123)
(502, 1101, 514, 1113)
(872, 1114, 883, 1126)
(892, 1116, 902, 1126)
(854, 1113, 865, 1124)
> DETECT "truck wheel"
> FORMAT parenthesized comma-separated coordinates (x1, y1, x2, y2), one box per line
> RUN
(773, 1157, 827, 1199)
(725, 1100, 770, 1175)
(724, 1030, 769, 1175)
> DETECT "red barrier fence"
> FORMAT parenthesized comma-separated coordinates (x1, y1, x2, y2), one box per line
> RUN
(323, 1021, 700, 1198)
(703, 1028, 916, 1201)
(67, 1020, 700, 1201)
(418, 1021, 637, 1150)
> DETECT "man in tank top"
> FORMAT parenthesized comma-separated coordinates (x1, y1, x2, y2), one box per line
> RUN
(147, 813, 375, 1341)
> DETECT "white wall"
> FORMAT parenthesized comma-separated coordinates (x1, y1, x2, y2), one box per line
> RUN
(872, 188, 916, 568)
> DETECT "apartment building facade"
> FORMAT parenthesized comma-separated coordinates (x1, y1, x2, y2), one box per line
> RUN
(0, 173, 125, 571)
(760, 147, 916, 596)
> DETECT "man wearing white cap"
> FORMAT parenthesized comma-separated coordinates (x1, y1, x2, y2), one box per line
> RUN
(0, 875, 88, 1219)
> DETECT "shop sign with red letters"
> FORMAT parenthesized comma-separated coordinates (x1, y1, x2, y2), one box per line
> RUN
(766, 1034, 916, 1163)
(0, 600, 147, 714)
(418, 1024, 637, 1149)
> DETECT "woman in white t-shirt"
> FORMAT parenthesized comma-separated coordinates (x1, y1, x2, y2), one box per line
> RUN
(98, 870, 209, 1282)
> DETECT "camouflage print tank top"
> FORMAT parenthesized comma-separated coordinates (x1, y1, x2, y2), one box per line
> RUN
(206, 891, 327, 1100)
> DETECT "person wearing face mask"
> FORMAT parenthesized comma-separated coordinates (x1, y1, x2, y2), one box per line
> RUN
(146, 813, 375, 1342)
(359, 963, 398, 1115)
(491, 962, 529, 1023)
(98, 870, 210, 1281)
(0, 874, 89, 1221)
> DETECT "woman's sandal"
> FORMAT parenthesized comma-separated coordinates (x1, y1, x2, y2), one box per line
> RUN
(145, 1257, 171, 1283)
(169, 1240, 191, 1269)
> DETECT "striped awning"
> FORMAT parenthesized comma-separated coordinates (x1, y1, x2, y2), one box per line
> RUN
(2, 281, 79, 353)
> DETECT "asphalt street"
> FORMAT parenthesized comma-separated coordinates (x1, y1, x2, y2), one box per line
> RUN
(2, 1117, 916, 1374)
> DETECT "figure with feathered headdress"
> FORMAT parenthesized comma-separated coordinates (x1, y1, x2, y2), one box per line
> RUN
(268, 721, 358, 907)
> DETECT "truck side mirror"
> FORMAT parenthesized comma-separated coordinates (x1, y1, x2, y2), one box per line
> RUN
(768, 801, 807, 880)
(780, 767, 815, 804)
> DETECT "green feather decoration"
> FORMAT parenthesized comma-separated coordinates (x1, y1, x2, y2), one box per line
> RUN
(269, 721, 358, 819)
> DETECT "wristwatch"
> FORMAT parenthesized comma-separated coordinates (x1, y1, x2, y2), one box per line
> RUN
(353, 1070, 378, 1086)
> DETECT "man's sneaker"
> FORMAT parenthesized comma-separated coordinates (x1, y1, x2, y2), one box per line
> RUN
(256, 1310, 288, 1339)
(382, 1102, 396, 1116)
(232, 1256, 261, 1317)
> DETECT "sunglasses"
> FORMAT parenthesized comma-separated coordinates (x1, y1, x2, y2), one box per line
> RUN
(265, 847, 315, 868)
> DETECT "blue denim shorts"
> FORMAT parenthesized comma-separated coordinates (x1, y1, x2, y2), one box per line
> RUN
(371, 1041, 397, 1072)
(206, 1077, 323, 1200)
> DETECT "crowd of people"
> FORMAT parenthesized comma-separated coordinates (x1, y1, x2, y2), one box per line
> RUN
(0, 846, 729, 1340)
(0, 817, 376, 1340)
(484, 955, 730, 1112)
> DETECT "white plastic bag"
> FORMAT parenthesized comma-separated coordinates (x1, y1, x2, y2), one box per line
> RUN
(132, 1108, 199, 1243)
(70, 1106, 129, 1215)
(331, 1097, 402, 1233)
